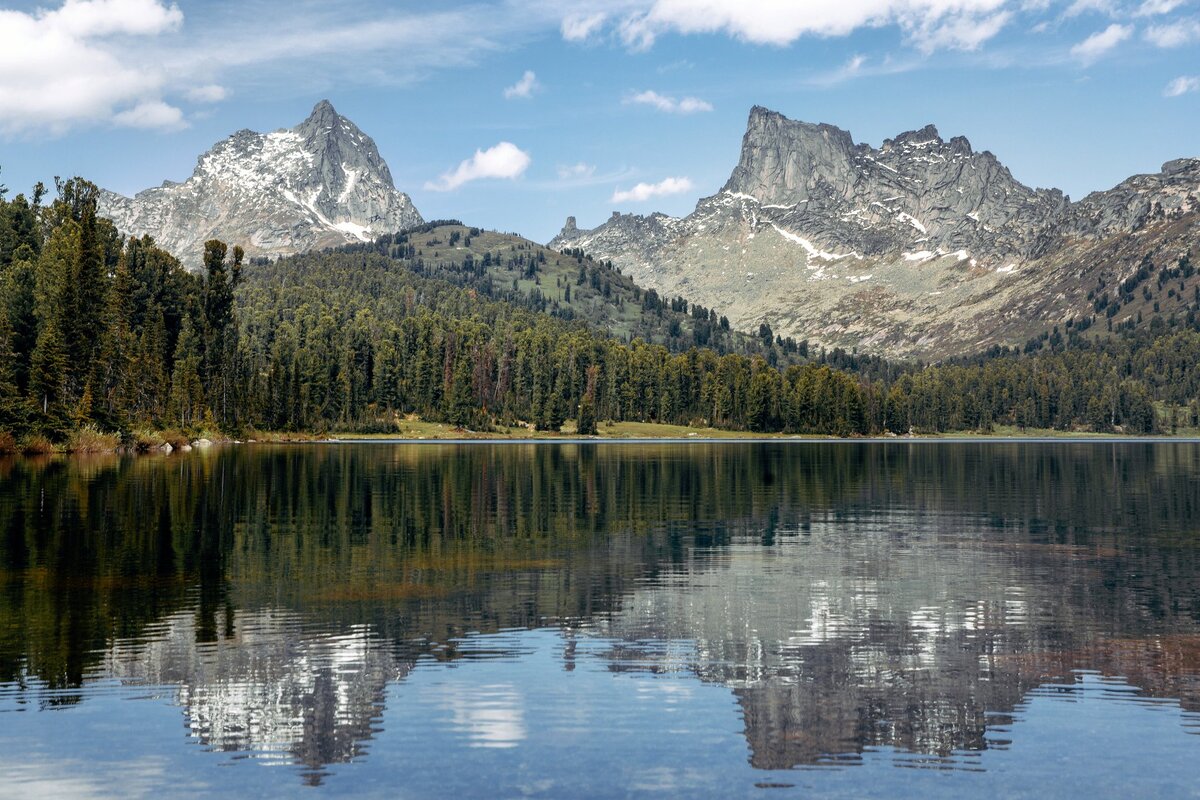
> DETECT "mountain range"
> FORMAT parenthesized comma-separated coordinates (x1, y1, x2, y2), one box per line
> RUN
(99, 100, 422, 270)
(94, 101, 1199, 360)
(552, 106, 1200, 358)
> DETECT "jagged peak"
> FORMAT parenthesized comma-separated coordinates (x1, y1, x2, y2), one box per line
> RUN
(1162, 157, 1200, 176)
(744, 105, 854, 144)
(890, 124, 941, 146)
(305, 99, 339, 125)
(292, 99, 368, 145)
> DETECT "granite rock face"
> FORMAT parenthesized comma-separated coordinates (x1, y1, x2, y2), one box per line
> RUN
(100, 100, 423, 269)
(551, 107, 1200, 358)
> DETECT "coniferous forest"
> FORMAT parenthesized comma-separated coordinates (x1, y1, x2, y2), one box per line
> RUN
(2, 177, 1198, 450)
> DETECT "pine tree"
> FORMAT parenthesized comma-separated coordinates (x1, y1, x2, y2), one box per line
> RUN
(29, 313, 70, 433)
(0, 311, 29, 434)
(1, 246, 38, 393)
(92, 251, 137, 427)
(136, 304, 169, 423)
(576, 364, 599, 435)
(170, 317, 206, 427)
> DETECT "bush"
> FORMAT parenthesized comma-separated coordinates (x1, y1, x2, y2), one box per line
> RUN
(158, 429, 192, 449)
(67, 425, 121, 453)
(129, 429, 165, 452)
(20, 435, 56, 455)
(335, 419, 399, 435)
(0, 431, 16, 454)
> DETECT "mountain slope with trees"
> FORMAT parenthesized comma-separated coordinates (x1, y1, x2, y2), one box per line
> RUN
(2, 176, 1199, 450)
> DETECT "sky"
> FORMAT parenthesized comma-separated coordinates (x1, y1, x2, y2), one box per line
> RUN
(0, 0, 1197, 243)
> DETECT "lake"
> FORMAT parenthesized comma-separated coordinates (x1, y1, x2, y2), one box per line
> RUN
(0, 442, 1198, 798)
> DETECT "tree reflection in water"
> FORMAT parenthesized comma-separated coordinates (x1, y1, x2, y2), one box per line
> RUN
(0, 442, 1198, 783)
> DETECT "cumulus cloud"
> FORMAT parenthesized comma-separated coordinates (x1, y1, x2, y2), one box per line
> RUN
(1164, 75, 1200, 96)
(583, 0, 1018, 52)
(626, 90, 713, 113)
(503, 70, 540, 99)
(184, 84, 227, 103)
(557, 162, 597, 179)
(113, 100, 186, 130)
(611, 176, 693, 203)
(1069, 23, 1131, 62)
(0, 0, 184, 135)
(425, 142, 532, 191)
(1144, 17, 1200, 46)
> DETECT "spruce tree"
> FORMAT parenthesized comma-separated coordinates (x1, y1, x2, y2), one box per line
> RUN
(29, 313, 70, 433)
(0, 311, 28, 434)
(170, 317, 206, 427)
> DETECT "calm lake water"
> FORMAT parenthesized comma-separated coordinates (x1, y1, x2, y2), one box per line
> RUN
(1, 442, 1198, 798)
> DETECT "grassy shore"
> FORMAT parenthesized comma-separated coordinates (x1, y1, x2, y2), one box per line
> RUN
(6, 419, 1200, 455)
(250, 420, 1200, 443)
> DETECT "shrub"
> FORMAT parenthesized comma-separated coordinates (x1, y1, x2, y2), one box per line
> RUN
(20, 435, 56, 455)
(67, 425, 121, 453)
(0, 431, 16, 454)
(129, 429, 165, 452)
(158, 429, 192, 449)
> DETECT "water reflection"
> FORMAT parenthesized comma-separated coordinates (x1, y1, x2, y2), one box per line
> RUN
(0, 443, 1199, 791)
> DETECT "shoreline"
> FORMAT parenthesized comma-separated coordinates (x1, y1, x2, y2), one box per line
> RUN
(313, 434, 1200, 445)
(7, 420, 1200, 456)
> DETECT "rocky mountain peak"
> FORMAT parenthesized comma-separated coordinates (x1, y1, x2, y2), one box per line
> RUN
(550, 104, 1200, 359)
(99, 100, 422, 269)
(725, 107, 855, 205)
(889, 124, 940, 146)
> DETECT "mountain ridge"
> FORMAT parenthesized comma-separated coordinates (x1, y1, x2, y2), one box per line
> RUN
(552, 106, 1200, 359)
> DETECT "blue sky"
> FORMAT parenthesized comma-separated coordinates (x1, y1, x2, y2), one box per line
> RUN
(0, 0, 1198, 242)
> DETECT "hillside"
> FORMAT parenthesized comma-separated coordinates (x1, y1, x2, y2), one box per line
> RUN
(329, 222, 806, 362)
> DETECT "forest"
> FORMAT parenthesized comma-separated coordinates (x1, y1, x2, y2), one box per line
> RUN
(1, 178, 1197, 450)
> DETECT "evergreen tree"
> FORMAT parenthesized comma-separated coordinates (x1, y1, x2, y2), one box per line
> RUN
(170, 317, 206, 427)
(29, 313, 70, 433)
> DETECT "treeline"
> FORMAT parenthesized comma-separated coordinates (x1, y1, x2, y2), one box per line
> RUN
(0, 180, 242, 443)
(1, 178, 1197, 445)
(335, 225, 789, 362)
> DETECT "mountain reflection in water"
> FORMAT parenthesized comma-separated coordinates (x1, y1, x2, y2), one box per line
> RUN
(0, 442, 1198, 795)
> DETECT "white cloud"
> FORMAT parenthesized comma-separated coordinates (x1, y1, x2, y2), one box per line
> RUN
(807, 53, 920, 85)
(1134, 0, 1186, 16)
(626, 89, 713, 113)
(184, 84, 227, 103)
(562, 11, 607, 41)
(557, 162, 597, 179)
(592, 0, 1018, 52)
(1069, 23, 1131, 62)
(1063, 0, 1116, 18)
(1144, 17, 1200, 46)
(611, 176, 693, 203)
(912, 10, 1011, 51)
(1164, 75, 1200, 96)
(113, 100, 187, 130)
(0, 0, 183, 135)
(43, 0, 182, 37)
(503, 70, 540, 99)
(425, 142, 532, 191)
